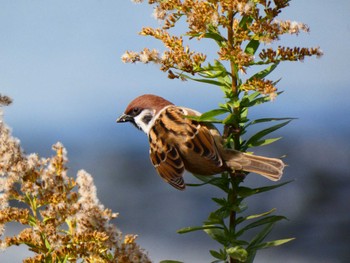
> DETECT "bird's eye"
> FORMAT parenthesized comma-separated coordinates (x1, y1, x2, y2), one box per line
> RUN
(131, 107, 141, 115)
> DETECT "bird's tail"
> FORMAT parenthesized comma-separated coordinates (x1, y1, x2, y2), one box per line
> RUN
(225, 151, 285, 181)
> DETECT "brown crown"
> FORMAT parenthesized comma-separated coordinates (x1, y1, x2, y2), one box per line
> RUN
(124, 94, 174, 115)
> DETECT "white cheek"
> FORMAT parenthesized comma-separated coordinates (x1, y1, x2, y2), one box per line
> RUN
(134, 109, 155, 134)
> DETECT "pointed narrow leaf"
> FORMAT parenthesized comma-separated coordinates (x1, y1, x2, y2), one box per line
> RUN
(192, 174, 230, 192)
(177, 225, 223, 234)
(253, 238, 295, 250)
(249, 62, 279, 80)
(246, 117, 296, 127)
(237, 215, 286, 238)
(212, 197, 228, 206)
(245, 39, 260, 55)
(245, 223, 274, 263)
(195, 78, 226, 86)
(239, 15, 253, 29)
(247, 137, 282, 147)
(210, 250, 226, 260)
(245, 95, 272, 107)
(198, 109, 228, 121)
(203, 32, 226, 46)
(245, 91, 260, 101)
(245, 120, 291, 147)
(28, 215, 37, 226)
(213, 59, 229, 70)
(245, 208, 277, 220)
(44, 238, 51, 250)
(242, 91, 283, 107)
(238, 181, 292, 198)
(248, 222, 274, 248)
(181, 74, 227, 85)
(184, 108, 227, 123)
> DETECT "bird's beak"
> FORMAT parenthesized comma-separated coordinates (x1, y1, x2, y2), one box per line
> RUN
(116, 113, 133, 123)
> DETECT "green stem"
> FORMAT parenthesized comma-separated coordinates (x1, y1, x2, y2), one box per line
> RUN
(226, 10, 242, 263)
(227, 10, 237, 96)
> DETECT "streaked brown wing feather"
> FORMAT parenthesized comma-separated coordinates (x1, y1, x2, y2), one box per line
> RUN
(190, 123, 223, 167)
(149, 106, 225, 189)
(170, 107, 223, 167)
(149, 115, 185, 190)
(158, 106, 223, 169)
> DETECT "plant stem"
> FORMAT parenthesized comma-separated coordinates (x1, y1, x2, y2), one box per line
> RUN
(229, 178, 238, 263)
(226, 9, 242, 263)
(227, 10, 237, 96)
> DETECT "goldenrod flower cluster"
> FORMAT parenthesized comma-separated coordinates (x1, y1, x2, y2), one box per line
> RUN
(123, 0, 323, 98)
(0, 95, 151, 263)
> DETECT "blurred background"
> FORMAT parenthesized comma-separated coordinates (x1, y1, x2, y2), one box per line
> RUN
(1, 0, 349, 262)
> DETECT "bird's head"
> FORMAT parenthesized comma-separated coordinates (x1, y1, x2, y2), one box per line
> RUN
(116, 94, 174, 134)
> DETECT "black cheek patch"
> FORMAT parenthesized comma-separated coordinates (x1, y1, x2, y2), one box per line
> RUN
(142, 114, 153, 125)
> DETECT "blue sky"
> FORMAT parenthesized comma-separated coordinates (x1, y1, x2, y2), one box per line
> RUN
(1, 0, 349, 133)
(1, 1, 350, 262)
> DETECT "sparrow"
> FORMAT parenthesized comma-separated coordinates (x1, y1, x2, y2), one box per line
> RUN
(117, 94, 285, 190)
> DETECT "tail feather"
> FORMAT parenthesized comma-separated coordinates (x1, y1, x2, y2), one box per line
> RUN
(225, 152, 285, 181)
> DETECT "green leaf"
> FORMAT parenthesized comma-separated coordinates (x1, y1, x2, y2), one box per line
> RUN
(181, 74, 226, 85)
(245, 208, 277, 220)
(253, 237, 295, 250)
(210, 249, 226, 260)
(226, 246, 248, 262)
(239, 15, 253, 29)
(198, 60, 230, 78)
(241, 91, 284, 107)
(62, 255, 69, 263)
(207, 207, 231, 223)
(237, 215, 286, 238)
(177, 225, 223, 234)
(197, 108, 228, 122)
(245, 120, 291, 148)
(246, 117, 296, 127)
(28, 215, 37, 227)
(248, 222, 274, 248)
(212, 197, 228, 206)
(213, 59, 229, 71)
(245, 223, 274, 263)
(191, 175, 230, 192)
(204, 227, 228, 245)
(244, 91, 260, 101)
(223, 112, 241, 125)
(42, 217, 55, 223)
(195, 78, 227, 86)
(249, 62, 279, 80)
(246, 137, 282, 148)
(246, 95, 272, 107)
(238, 181, 292, 198)
(240, 91, 270, 107)
(44, 237, 51, 250)
(203, 32, 226, 46)
(245, 39, 260, 55)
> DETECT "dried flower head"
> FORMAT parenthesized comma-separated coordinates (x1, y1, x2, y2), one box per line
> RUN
(0, 98, 151, 262)
(0, 95, 12, 106)
(241, 78, 278, 100)
(125, 0, 322, 97)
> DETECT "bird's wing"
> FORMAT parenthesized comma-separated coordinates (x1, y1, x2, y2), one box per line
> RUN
(178, 107, 224, 168)
(149, 107, 186, 190)
(149, 142, 185, 190)
(148, 106, 223, 190)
